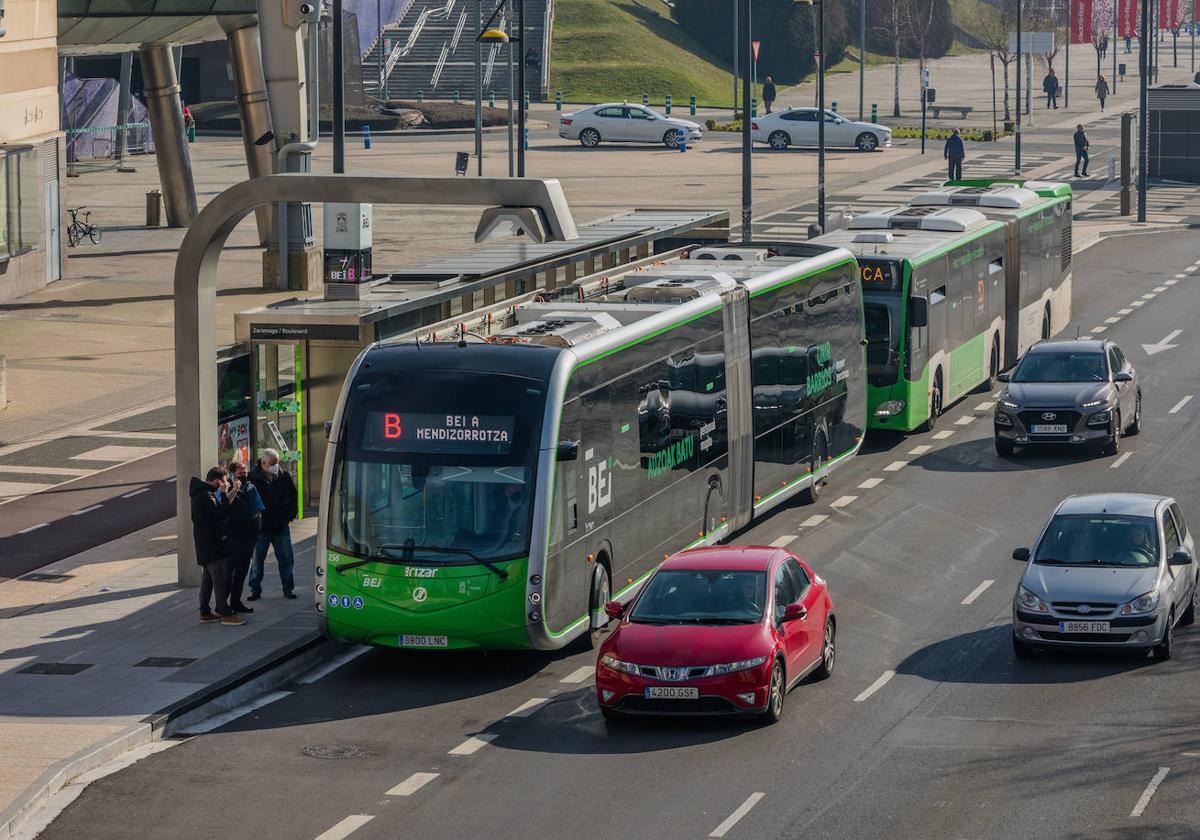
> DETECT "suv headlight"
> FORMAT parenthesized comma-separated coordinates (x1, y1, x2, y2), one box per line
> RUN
(705, 656, 767, 676)
(1087, 410, 1112, 426)
(599, 655, 640, 676)
(999, 395, 1019, 409)
(1081, 398, 1106, 408)
(1016, 586, 1049, 613)
(1120, 591, 1160, 615)
(995, 411, 1013, 426)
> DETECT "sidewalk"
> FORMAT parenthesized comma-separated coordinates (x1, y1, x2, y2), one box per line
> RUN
(0, 517, 325, 840)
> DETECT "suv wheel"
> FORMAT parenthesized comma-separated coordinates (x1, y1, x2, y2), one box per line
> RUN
(1125, 391, 1142, 435)
(1102, 411, 1122, 456)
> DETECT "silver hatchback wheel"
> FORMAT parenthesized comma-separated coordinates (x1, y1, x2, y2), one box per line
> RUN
(856, 132, 879, 152)
(768, 130, 791, 150)
(579, 128, 601, 148)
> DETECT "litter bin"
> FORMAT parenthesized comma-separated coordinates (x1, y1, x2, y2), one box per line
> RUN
(146, 189, 162, 227)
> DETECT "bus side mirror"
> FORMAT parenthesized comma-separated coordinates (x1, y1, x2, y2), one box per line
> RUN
(556, 440, 579, 462)
(997, 371, 1010, 382)
(908, 296, 929, 328)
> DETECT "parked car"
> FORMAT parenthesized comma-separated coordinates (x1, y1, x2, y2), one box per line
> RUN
(750, 108, 891, 151)
(595, 545, 836, 723)
(1012, 493, 1197, 659)
(559, 103, 703, 149)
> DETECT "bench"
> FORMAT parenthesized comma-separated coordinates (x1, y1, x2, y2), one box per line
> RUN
(931, 105, 974, 119)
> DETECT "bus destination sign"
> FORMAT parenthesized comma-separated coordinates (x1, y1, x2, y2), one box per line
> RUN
(859, 260, 900, 292)
(363, 412, 515, 455)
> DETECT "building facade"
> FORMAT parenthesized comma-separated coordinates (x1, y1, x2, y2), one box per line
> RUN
(0, 0, 66, 303)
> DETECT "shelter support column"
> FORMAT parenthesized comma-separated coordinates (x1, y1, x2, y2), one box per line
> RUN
(139, 44, 197, 227)
(226, 22, 277, 244)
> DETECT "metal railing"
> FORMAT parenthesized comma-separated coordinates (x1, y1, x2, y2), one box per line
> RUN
(65, 121, 153, 174)
(383, 0, 457, 81)
(449, 8, 467, 54)
(430, 42, 451, 88)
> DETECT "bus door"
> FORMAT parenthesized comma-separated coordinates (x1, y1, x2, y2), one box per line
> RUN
(1002, 219, 1021, 367)
(720, 285, 754, 533)
(904, 264, 930, 384)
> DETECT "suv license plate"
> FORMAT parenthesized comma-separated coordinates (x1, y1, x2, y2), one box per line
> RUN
(645, 686, 699, 699)
(1031, 424, 1068, 434)
(400, 634, 448, 647)
(1058, 621, 1110, 633)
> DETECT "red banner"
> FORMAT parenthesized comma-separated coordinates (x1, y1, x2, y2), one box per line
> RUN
(1117, 0, 1138, 37)
(1158, 0, 1185, 27)
(1071, 0, 1094, 42)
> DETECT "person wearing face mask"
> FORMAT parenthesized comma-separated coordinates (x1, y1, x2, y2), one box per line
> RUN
(247, 448, 299, 601)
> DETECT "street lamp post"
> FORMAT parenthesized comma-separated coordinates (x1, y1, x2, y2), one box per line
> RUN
(740, 0, 752, 242)
(859, 0, 865, 120)
(1015, 0, 1022, 174)
(333, 0, 346, 173)
(1138, 0, 1149, 220)
(480, 0, 525, 176)
(817, 0, 826, 231)
(475, 0, 483, 175)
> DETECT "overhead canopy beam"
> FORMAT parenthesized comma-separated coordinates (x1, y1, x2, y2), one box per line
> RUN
(174, 173, 578, 584)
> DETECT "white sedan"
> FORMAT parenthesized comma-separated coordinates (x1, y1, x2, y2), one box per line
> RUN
(559, 103, 703, 149)
(751, 108, 891, 152)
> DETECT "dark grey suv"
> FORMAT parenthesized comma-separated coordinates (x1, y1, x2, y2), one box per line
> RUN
(994, 339, 1142, 456)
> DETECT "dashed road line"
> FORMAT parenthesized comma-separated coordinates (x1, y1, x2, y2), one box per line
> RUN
(1186, 266, 1198, 273)
(1130, 767, 1170, 817)
(17, 522, 48, 534)
(315, 815, 375, 840)
(506, 698, 550, 718)
(709, 792, 766, 838)
(770, 535, 798, 548)
(1105, 316, 1121, 324)
(1165, 279, 1179, 286)
(962, 580, 995, 605)
(1169, 395, 1192, 414)
(1181, 752, 1200, 757)
(1111, 452, 1133, 469)
(973, 402, 994, 412)
(932, 430, 955, 440)
(831, 495, 857, 509)
(386, 772, 439, 797)
(1141, 293, 1157, 300)
(1091, 326, 1107, 333)
(561, 666, 595, 684)
(1132, 300, 1146, 307)
(71, 504, 102, 516)
(1153, 286, 1168, 293)
(854, 670, 895, 702)
(120, 487, 150, 499)
(883, 461, 907, 472)
(449, 734, 498, 756)
(1176, 273, 1189, 279)
(800, 514, 828, 527)
(908, 445, 931, 455)
(1118, 307, 1134, 314)
(858, 477, 884, 489)
(954, 415, 974, 426)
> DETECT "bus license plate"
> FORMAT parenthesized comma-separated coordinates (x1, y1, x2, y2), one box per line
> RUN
(1031, 424, 1068, 434)
(400, 634, 449, 648)
(1058, 621, 1110, 633)
(645, 686, 698, 699)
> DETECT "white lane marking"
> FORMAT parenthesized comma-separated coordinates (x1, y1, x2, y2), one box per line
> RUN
(1130, 767, 1170, 817)
(1119, 308, 1134, 314)
(884, 461, 907, 472)
(297, 645, 371, 685)
(962, 580, 995, 605)
(932, 430, 955, 440)
(386, 772, 439, 797)
(769, 535, 798, 548)
(1091, 326, 1108, 333)
(506, 697, 550, 718)
(1141, 293, 1157, 300)
(954, 415, 974, 426)
(858, 477, 884, 489)
(831, 495, 857, 509)
(1153, 286, 1168, 293)
(1132, 300, 1146, 307)
(315, 815, 375, 840)
(800, 514, 828, 527)
(908, 445, 932, 455)
(1175, 273, 1188, 279)
(709, 792, 766, 838)
(1111, 452, 1133, 469)
(1105, 316, 1121, 324)
(561, 666, 595, 684)
(179, 690, 293, 735)
(120, 487, 150, 499)
(18, 522, 48, 534)
(1187, 266, 1198, 273)
(973, 402, 994, 412)
(1169, 395, 1193, 414)
(449, 733, 498, 755)
(854, 670, 895, 702)
(1143, 329, 1182, 356)
(1180, 752, 1200, 757)
(993, 390, 1003, 397)
(167, 476, 177, 483)
(1165, 279, 1179, 286)
(71, 504, 102, 516)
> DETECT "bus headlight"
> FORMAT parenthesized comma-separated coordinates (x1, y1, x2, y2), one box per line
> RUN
(529, 591, 541, 604)
(874, 400, 906, 417)
(316, 565, 325, 577)
(529, 610, 541, 622)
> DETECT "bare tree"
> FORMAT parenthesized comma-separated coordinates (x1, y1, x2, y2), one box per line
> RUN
(977, 0, 1016, 120)
(868, 0, 906, 117)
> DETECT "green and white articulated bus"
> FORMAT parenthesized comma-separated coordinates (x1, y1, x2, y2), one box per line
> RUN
(813, 179, 1072, 432)
(317, 243, 866, 650)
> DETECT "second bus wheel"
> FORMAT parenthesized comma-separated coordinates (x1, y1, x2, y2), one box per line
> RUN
(800, 427, 828, 504)
(921, 371, 943, 433)
(587, 561, 612, 648)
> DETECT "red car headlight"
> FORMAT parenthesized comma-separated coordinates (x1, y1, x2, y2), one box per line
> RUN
(705, 656, 767, 676)
(599, 654, 639, 676)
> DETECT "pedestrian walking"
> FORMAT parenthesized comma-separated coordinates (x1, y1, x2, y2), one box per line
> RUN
(944, 127, 965, 181)
(1194, 70, 1200, 84)
(1073, 124, 1090, 177)
(762, 76, 777, 115)
(1095, 75, 1110, 111)
(223, 460, 263, 613)
(1043, 68, 1060, 109)
(1125, 35, 1132, 53)
(190, 467, 245, 625)
(1100, 34, 1108, 59)
(248, 449, 299, 601)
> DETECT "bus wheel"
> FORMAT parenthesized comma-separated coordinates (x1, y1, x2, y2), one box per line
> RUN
(921, 372, 943, 433)
(978, 336, 1000, 392)
(1041, 305, 1051, 340)
(800, 428, 828, 504)
(587, 561, 612, 647)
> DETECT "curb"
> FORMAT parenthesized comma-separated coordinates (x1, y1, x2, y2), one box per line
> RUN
(0, 631, 339, 840)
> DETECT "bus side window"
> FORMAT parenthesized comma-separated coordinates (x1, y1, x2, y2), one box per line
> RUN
(550, 398, 582, 547)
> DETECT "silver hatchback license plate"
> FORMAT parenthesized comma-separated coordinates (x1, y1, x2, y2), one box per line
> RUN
(1032, 424, 1068, 434)
(1058, 621, 1111, 633)
(400, 634, 448, 647)
(645, 686, 699, 699)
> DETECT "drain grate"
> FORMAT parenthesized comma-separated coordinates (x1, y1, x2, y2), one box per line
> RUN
(134, 657, 198, 669)
(301, 744, 375, 760)
(17, 662, 94, 675)
(21, 573, 74, 584)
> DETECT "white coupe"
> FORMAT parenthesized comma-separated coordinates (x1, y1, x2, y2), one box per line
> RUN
(751, 108, 891, 152)
(559, 103, 703, 149)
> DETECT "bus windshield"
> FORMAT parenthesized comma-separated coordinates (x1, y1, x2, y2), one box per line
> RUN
(859, 260, 903, 387)
(328, 369, 547, 565)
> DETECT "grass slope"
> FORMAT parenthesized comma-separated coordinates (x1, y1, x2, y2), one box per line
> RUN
(550, 0, 739, 107)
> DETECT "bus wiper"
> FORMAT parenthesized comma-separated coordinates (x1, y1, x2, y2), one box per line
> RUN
(388, 544, 511, 580)
(333, 556, 408, 574)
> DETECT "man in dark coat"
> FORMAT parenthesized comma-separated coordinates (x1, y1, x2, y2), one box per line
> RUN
(248, 448, 299, 600)
(762, 76, 777, 114)
(190, 466, 245, 624)
(223, 460, 264, 613)
(1042, 69, 1060, 109)
(944, 128, 965, 180)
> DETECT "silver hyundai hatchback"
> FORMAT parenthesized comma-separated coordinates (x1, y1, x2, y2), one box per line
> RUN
(1012, 494, 1197, 659)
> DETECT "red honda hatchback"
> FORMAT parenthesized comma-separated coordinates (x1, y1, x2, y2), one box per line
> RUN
(595, 546, 836, 723)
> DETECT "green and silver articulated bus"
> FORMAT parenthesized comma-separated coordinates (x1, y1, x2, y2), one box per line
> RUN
(813, 179, 1072, 432)
(317, 243, 866, 651)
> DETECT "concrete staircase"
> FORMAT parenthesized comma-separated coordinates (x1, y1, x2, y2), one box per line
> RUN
(370, 0, 552, 102)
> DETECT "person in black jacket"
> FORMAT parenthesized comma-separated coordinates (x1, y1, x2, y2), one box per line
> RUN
(223, 460, 264, 613)
(762, 76, 777, 115)
(944, 128, 965, 180)
(1073, 124, 1090, 177)
(248, 449, 299, 600)
(190, 467, 245, 625)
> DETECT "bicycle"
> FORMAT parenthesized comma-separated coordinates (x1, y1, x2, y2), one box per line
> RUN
(67, 207, 102, 247)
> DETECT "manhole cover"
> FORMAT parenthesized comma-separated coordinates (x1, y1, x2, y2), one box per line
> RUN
(302, 744, 375, 760)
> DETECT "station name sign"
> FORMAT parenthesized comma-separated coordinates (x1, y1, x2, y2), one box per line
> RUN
(859, 260, 900, 292)
(363, 412, 515, 455)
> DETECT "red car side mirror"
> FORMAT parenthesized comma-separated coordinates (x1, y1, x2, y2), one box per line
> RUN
(604, 600, 625, 620)
(782, 603, 808, 623)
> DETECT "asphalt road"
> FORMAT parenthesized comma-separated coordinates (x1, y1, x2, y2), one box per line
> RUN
(36, 230, 1200, 840)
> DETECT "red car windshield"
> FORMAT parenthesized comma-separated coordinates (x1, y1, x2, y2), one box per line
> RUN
(629, 569, 767, 625)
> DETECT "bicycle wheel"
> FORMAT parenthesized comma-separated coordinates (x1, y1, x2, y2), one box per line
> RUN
(88, 226, 102, 245)
(68, 226, 80, 247)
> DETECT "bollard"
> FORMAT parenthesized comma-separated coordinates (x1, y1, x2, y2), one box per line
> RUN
(488, 90, 495, 108)
(555, 90, 562, 110)
(690, 95, 697, 116)
(523, 127, 529, 150)
(642, 92, 649, 106)
(145, 189, 162, 227)
(665, 94, 672, 115)
(678, 130, 687, 153)
(454, 89, 460, 104)
(751, 97, 757, 118)
(187, 125, 196, 143)
(363, 124, 372, 149)
(831, 101, 838, 113)
(417, 90, 423, 103)
(871, 103, 877, 123)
